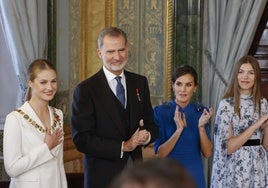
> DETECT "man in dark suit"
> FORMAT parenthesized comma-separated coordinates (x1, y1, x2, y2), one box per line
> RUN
(71, 27, 158, 188)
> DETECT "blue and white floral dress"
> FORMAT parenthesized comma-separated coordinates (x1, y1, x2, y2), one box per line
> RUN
(210, 95, 268, 188)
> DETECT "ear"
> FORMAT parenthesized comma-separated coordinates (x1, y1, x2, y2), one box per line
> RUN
(194, 86, 197, 93)
(97, 49, 102, 59)
(28, 80, 32, 87)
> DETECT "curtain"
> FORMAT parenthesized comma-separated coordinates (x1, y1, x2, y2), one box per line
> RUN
(0, 0, 48, 106)
(203, 0, 267, 186)
(205, 0, 267, 113)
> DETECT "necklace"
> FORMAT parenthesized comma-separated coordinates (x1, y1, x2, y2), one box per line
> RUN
(16, 107, 62, 133)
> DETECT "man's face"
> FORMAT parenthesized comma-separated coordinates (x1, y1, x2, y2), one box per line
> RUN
(98, 35, 129, 75)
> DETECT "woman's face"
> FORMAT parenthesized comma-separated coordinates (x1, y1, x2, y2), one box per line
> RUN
(29, 69, 57, 102)
(173, 73, 197, 107)
(237, 63, 255, 95)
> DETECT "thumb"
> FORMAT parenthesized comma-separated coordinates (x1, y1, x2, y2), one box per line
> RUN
(139, 119, 144, 127)
(135, 127, 140, 134)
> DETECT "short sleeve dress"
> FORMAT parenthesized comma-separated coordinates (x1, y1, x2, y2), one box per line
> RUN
(154, 100, 211, 188)
(210, 95, 268, 188)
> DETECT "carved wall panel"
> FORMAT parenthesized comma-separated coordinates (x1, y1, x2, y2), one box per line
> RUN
(115, 0, 173, 105)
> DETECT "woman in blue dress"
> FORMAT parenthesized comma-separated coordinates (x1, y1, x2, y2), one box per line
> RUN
(210, 55, 268, 188)
(154, 65, 213, 188)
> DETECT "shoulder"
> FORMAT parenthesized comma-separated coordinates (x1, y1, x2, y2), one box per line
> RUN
(50, 106, 63, 116)
(261, 97, 268, 103)
(125, 70, 147, 81)
(218, 98, 234, 107)
(192, 103, 209, 113)
(6, 110, 21, 120)
(75, 69, 103, 88)
(154, 101, 174, 112)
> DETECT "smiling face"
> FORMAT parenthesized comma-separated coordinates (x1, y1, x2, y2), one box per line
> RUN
(237, 63, 255, 95)
(28, 69, 57, 102)
(173, 73, 197, 108)
(98, 35, 129, 75)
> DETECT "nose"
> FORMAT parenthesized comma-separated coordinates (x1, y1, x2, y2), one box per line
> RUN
(47, 83, 53, 90)
(113, 51, 121, 60)
(181, 85, 186, 91)
(242, 72, 249, 79)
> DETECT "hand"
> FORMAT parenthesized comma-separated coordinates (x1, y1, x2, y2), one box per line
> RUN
(45, 128, 64, 150)
(137, 119, 149, 144)
(123, 128, 140, 152)
(256, 114, 268, 129)
(174, 105, 186, 131)
(199, 107, 213, 128)
(137, 129, 150, 145)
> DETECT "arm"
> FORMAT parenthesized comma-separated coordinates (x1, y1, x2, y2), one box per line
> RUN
(262, 123, 268, 149)
(227, 114, 268, 154)
(198, 108, 213, 158)
(71, 83, 122, 160)
(156, 105, 186, 157)
(3, 113, 54, 177)
(139, 77, 159, 143)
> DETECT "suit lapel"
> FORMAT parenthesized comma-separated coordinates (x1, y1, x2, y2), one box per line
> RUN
(95, 70, 127, 137)
(125, 72, 140, 133)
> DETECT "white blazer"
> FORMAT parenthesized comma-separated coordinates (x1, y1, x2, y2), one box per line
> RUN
(3, 102, 67, 188)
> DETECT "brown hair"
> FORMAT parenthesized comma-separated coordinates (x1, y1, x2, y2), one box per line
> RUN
(110, 158, 196, 188)
(97, 27, 128, 49)
(223, 55, 262, 118)
(172, 65, 198, 85)
(24, 59, 56, 101)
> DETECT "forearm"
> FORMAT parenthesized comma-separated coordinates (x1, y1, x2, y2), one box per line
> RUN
(262, 126, 268, 149)
(199, 127, 212, 158)
(227, 124, 258, 155)
(157, 130, 182, 157)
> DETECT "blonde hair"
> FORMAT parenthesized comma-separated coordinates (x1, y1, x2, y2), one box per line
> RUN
(223, 55, 262, 118)
(24, 59, 56, 101)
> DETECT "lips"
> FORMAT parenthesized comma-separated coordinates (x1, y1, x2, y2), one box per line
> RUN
(45, 92, 54, 96)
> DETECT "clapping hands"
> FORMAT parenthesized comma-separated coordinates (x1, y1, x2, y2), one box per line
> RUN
(123, 119, 150, 152)
(174, 105, 186, 131)
(199, 107, 213, 128)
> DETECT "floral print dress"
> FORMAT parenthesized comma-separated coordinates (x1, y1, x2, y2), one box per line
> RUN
(210, 95, 268, 188)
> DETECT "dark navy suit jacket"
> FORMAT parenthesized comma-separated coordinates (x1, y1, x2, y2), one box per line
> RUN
(71, 69, 158, 188)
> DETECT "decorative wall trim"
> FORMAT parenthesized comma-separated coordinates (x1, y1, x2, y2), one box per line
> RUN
(105, 0, 115, 26)
(69, 0, 81, 115)
(114, 0, 174, 105)
(164, 0, 173, 101)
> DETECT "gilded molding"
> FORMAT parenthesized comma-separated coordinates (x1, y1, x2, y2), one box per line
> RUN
(70, 0, 81, 87)
(105, 0, 115, 26)
(164, 0, 173, 101)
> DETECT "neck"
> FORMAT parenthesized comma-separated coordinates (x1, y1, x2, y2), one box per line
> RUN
(175, 99, 189, 108)
(28, 99, 49, 115)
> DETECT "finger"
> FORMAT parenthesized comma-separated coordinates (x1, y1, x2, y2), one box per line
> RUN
(208, 108, 213, 117)
(182, 113, 187, 126)
(134, 128, 140, 135)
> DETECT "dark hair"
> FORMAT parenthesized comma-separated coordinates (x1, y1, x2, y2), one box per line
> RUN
(223, 55, 262, 118)
(24, 59, 56, 101)
(172, 65, 198, 85)
(110, 158, 196, 188)
(97, 27, 128, 49)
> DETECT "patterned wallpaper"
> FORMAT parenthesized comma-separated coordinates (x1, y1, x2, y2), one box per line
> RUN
(115, 0, 173, 106)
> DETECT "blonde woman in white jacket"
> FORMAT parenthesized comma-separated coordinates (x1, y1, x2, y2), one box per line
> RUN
(3, 59, 67, 188)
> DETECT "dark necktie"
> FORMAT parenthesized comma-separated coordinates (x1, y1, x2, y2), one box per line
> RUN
(115, 76, 125, 107)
